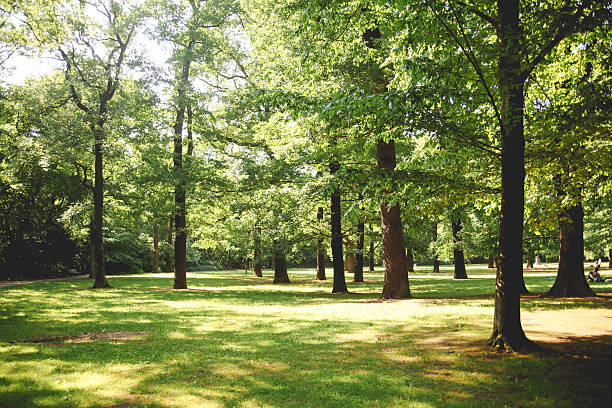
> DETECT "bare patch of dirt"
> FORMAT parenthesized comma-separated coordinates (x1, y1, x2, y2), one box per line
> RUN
(10, 331, 149, 344)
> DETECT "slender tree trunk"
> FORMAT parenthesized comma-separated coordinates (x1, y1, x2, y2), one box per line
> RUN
(166, 216, 173, 273)
(152, 222, 159, 274)
(432, 222, 440, 273)
(355, 217, 365, 282)
(172, 55, 193, 290)
(406, 247, 414, 272)
(273, 239, 290, 283)
(488, 0, 531, 351)
(330, 162, 348, 293)
(369, 240, 375, 271)
(253, 227, 263, 277)
(88, 226, 95, 279)
(316, 207, 326, 280)
(545, 203, 595, 297)
(525, 248, 534, 269)
(378, 140, 410, 299)
(488, 255, 495, 268)
(92, 129, 110, 288)
(452, 218, 468, 279)
(609, 249, 612, 269)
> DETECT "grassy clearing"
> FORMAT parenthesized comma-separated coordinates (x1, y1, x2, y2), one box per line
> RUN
(1, 264, 611, 408)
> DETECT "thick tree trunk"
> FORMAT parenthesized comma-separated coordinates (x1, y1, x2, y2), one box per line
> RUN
(488, 0, 532, 352)
(406, 247, 414, 272)
(273, 240, 290, 283)
(166, 216, 173, 273)
(355, 219, 365, 282)
(432, 223, 440, 273)
(92, 130, 110, 288)
(346, 238, 356, 274)
(152, 222, 159, 273)
(378, 140, 410, 299)
(452, 218, 468, 279)
(253, 227, 263, 277)
(545, 204, 595, 297)
(488, 255, 495, 269)
(369, 240, 375, 271)
(330, 162, 348, 293)
(316, 207, 326, 280)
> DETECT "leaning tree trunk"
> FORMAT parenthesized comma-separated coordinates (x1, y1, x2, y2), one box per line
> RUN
(432, 222, 440, 273)
(152, 222, 159, 274)
(355, 217, 365, 282)
(488, 0, 532, 352)
(406, 247, 414, 272)
(92, 127, 110, 288)
(378, 140, 410, 299)
(452, 218, 468, 279)
(316, 207, 326, 280)
(253, 227, 263, 277)
(545, 203, 595, 297)
(330, 162, 348, 293)
(273, 239, 290, 283)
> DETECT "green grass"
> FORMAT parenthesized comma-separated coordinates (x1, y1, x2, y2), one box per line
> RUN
(1, 264, 611, 408)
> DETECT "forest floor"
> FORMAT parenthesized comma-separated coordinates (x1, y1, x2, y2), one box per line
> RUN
(1, 264, 611, 408)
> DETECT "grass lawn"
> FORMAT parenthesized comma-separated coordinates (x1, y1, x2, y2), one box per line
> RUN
(1, 264, 611, 408)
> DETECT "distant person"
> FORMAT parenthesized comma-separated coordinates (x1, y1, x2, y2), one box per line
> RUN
(587, 260, 609, 282)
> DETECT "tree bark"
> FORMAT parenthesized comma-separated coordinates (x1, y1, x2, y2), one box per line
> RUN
(152, 222, 159, 274)
(406, 247, 414, 272)
(273, 239, 290, 283)
(355, 217, 365, 282)
(172, 52, 193, 290)
(432, 222, 440, 273)
(378, 140, 410, 299)
(330, 162, 348, 293)
(253, 227, 263, 277)
(545, 203, 595, 297)
(88, 221, 95, 279)
(452, 217, 468, 279)
(369, 240, 375, 271)
(92, 128, 110, 288)
(609, 249, 612, 269)
(488, 0, 532, 352)
(346, 238, 356, 274)
(316, 207, 326, 280)
(166, 216, 173, 273)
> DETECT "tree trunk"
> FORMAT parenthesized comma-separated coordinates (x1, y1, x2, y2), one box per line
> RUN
(316, 207, 326, 280)
(166, 216, 173, 273)
(545, 203, 595, 297)
(152, 222, 159, 274)
(346, 238, 356, 274)
(355, 218, 365, 282)
(378, 140, 410, 299)
(609, 249, 611, 269)
(88, 229, 95, 279)
(369, 240, 375, 271)
(452, 218, 468, 279)
(525, 248, 534, 269)
(488, 0, 532, 352)
(330, 162, 348, 293)
(172, 55, 192, 290)
(488, 255, 495, 268)
(432, 222, 440, 273)
(406, 247, 414, 272)
(92, 129, 110, 288)
(253, 227, 263, 277)
(273, 239, 290, 283)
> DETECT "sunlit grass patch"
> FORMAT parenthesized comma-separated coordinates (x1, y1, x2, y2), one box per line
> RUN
(1, 264, 611, 407)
